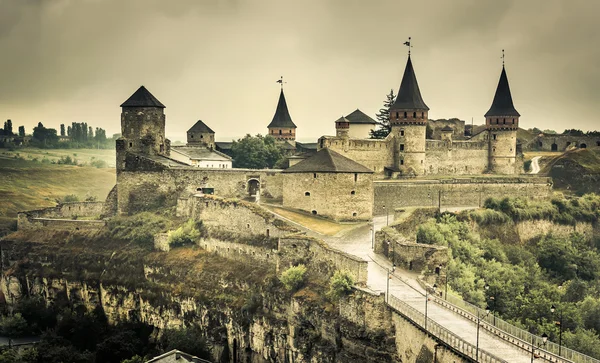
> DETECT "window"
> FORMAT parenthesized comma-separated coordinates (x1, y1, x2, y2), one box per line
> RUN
(200, 134, 203, 138)
(496, 118, 499, 124)
(413, 112, 416, 118)
(597, 141, 600, 146)
(313, 173, 317, 178)
(279, 130, 282, 135)
(493, 134, 497, 140)
(421, 112, 424, 118)
(395, 112, 399, 118)
(400, 159, 404, 165)
(312, 210, 317, 215)
(129, 142, 133, 147)
(351, 190, 356, 195)
(190, 134, 194, 138)
(512, 119, 515, 124)
(352, 212, 357, 217)
(503, 118, 506, 124)
(404, 112, 407, 118)
(354, 173, 357, 182)
(305, 192, 310, 196)
(400, 130, 405, 136)
(400, 144, 405, 151)
(289, 130, 292, 134)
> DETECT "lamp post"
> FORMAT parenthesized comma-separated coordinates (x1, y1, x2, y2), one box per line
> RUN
(485, 284, 496, 326)
(425, 284, 437, 333)
(475, 306, 491, 361)
(551, 304, 563, 356)
(370, 225, 374, 250)
(531, 333, 549, 362)
(383, 204, 389, 226)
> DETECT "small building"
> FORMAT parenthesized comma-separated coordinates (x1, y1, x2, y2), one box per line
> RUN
(344, 109, 378, 139)
(187, 120, 215, 149)
(145, 349, 212, 363)
(282, 148, 374, 221)
(170, 147, 232, 168)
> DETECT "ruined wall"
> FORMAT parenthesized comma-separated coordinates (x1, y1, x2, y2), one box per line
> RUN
(282, 172, 373, 221)
(424, 140, 489, 175)
(17, 202, 106, 230)
(319, 136, 393, 173)
(116, 167, 283, 214)
(428, 119, 466, 140)
(528, 134, 600, 151)
(373, 177, 553, 214)
(375, 227, 448, 274)
(515, 220, 595, 242)
(177, 195, 297, 238)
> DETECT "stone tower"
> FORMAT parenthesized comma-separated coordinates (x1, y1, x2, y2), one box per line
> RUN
(334, 116, 350, 138)
(389, 55, 429, 175)
(267, 89, 297, 144)
(116, 86, 167, 171)
(485, 65, 520, 174)
(187, 120, 215, 149)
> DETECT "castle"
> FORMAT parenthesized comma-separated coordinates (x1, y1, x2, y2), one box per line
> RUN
(111, 52, 552, 221)
(319, 55, 521, 177)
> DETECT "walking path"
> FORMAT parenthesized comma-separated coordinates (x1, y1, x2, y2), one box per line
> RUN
(530, 156, 541, 174)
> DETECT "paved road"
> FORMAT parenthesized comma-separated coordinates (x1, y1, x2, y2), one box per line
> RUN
(322, 215, 534, 362)
(530, 156, 541, 174)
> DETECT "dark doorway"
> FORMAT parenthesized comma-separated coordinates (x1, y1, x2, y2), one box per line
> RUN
(580, 143, 587, 149)
(248, 179, 260, 196)
(551, 143, 558, 151)
(233, 338, 238, 363)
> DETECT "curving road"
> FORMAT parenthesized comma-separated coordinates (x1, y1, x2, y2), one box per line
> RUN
(530, 156, 541, 174)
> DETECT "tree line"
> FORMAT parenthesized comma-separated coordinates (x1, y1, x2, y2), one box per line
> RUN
(1, 120, 114, 149)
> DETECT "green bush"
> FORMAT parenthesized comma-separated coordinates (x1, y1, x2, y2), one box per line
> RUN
(416, 221, 445, 245)
(328, 270, 354, 299)
(167, 219, 200, 247)
(280, 264, 307, 291)
(107, 212, 171, 248)
(0, 313, 28, 337)
(62, 194, 79, 203)
(89, 159, 108, 168)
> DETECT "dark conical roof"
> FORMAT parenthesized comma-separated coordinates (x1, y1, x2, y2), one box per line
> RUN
(188, 120, 214, 134)
(485, 67, 520, 117)
(283, 148, 373, 173)
(121, 86, 165, 108)
(267, 89, 297, 129)
(391, 56, 429, 111)
(441, 125, 453, 132)
(345, 109, 377, 124)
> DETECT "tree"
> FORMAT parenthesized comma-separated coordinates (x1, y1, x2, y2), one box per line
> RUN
(60, 124, 66, 137)
(32, 122, 58, 146)
(370, 89, 395, 139)
(67, 126, 72, 137)
(230, 134, 285, 169)
(160, 326, 211, 359)
(280, 264, 307, 291)
(18, 126, 25, 137)
(88, 126, 93, 139)
(3, 119, 13, 136)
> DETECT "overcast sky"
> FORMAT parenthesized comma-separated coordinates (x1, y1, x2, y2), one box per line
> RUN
(1, 0, 598, 142)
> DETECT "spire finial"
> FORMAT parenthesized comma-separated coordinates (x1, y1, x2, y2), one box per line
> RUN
(403, 37, 412, 56)
(501, 49, 505, 67)
(276, 76, 286, 90)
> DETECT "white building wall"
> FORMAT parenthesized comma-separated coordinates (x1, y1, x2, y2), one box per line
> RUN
(348, 124, 376, 139)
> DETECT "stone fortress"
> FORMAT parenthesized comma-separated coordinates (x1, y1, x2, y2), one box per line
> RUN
(110, 51, 552, 221)
(320, 55, 522, 176)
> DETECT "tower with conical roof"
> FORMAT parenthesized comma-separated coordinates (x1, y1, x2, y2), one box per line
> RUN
(116, 85, 168, 171)
(268, 88, 297, 144)
(486, 61, 520, 174)
(389, 55, 429, 175)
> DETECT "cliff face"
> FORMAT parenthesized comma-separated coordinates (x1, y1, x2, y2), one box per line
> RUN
(0, 230, 398, 363)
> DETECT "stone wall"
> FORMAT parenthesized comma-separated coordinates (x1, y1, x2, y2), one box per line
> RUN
(17, 202, 106, 230)
(177, 195, 298, 238)
(424, 140, 489, 175)
(515, 220, 595, 242)
(282, 172, 373, 221)
(319, 136, 393, 173)
(428, 119, 466, 140)
(23, 218, 106, 230)
(528, 134, 600, 151)
(375, 227, 448, 274)
(373, 177, 552, 214)
(116, 167, 284, 214)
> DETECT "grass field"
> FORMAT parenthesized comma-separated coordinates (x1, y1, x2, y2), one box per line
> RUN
(0, 148, 116, 167)
(0, 157, 116, 232)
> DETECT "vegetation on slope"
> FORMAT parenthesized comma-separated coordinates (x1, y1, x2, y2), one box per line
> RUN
(415, 195, 600, 358)
(542, 149, 600, 195)
(0, 157, 115, 233)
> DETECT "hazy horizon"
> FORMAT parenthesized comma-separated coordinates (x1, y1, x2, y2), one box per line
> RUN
(1, 0, 599, 142)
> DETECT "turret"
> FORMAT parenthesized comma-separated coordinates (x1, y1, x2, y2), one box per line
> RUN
(187, 120, 215, 149)
(267, 89, 297, 144)
(116, 86, 167, 171)
(335, 116, 350, 138)
(486, 64, 520, 174)
(389, 55, 429, 175)
(441, 126, 453, 142)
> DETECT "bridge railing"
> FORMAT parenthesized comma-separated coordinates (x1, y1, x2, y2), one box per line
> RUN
(388, 294, 508, 363)
(441, 291, 599, 363)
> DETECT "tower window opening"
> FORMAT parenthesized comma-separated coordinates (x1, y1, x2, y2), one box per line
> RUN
(313, 173, 317, 178)
(395, 112, 399, 118)
(400, 130, 405, 136)
(289, 130, 292, 134)
(403, 112, 407, 118)
(400, 144, 405, 151)
(503, 119, 506, 124)
(352, 212, 357, 217)
(400, 159, 404, 165)
(279, 130, 282, 135)
(496, 118, 499, 124)
(129, 142, 133, 147)
(305, 192, 310, 196)
(512, 119, 515, 124)
(191, 134, 194, 138)
(421, 112, 424, 118)
(354, 173, 358, 182)
(493, 134, 497, 140)
(351, 190, 356, 195)
(200, 134, 203, 138)
(413, 112, 416, 118)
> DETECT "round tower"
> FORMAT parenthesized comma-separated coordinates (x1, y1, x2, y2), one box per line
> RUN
(389, 55, 429, 175)
(335, 116, 350, 138)
(486, 65, 520, 174)
(267, 88, 297, 144)
(117, 86, 167, 171)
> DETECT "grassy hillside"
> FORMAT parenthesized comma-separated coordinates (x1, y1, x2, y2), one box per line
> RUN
(542, 149, 600, 195)
(1, 148, 116, 167)
(0, 157, 115, 232)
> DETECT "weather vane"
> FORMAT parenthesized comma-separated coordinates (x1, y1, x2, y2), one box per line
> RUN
(276, 76, 287, 90)
(403, 37, 412, 56)
(501, 49, 505, 66)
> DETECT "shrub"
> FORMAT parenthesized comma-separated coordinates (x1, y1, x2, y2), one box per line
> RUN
(167, 219, 200, 247)
(328, 270, 354, 299)
(280, 265, 307, 291)
(416, 221, 445, 245)
(62, 194, 79, 203)
(90, 159, 108, 168)
(107, 212, 171, 248)
(0, 313, 28, 337)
